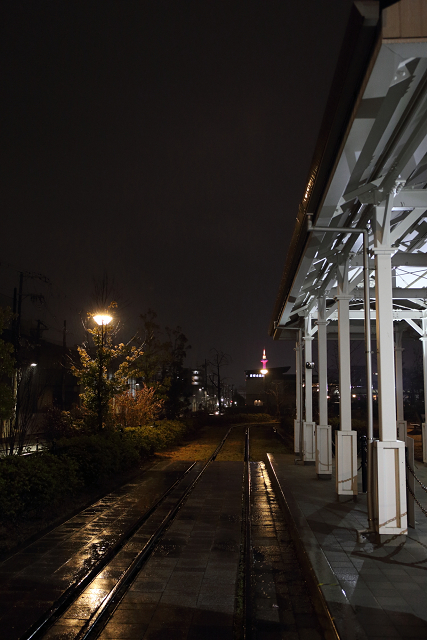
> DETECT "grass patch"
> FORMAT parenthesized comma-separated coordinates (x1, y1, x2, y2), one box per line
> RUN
(215, 426, 246, 461)
(155, 424, 230, 461)
(249, 425, 291, 462)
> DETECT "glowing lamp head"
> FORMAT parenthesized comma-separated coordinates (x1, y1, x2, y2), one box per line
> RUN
(93, 314, 113, 326)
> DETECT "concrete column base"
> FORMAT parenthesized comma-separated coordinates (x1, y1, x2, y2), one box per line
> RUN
(303, 421, 316, 463)
(316, 424, 332, 478)
(294, 419, 301, 455)
(373, 440, 407, 535)
(423, 423, 427, 464)
(396, 420, 407, 442)
(335, 430, 358, 495)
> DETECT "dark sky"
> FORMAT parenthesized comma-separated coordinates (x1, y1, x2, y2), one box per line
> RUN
(1, 0, 354, 386)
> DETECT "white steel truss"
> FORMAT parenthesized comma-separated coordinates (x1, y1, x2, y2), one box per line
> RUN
(269, 1, 427, 538)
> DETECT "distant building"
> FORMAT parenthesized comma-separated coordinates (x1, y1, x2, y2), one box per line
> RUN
(245, 349, 290, 408)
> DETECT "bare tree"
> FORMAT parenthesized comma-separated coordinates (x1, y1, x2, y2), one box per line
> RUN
(88, 271, 132, 333)
(3, 364, 44, 455)
(266, 380, 288, 417)
(208, 349, 231, 414)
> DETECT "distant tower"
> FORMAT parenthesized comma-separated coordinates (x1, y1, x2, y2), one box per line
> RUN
(260, 349, 268, 375)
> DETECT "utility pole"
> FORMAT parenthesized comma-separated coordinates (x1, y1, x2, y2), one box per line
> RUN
(61, 320, 67, 410)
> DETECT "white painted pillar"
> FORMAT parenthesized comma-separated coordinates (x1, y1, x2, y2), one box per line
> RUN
(421, 316, 427, 463)
(316, 296, 332, 478)
(372, 196, 407, 536)
(336, 261, 352, 430)
(294, 337, 301, 455)
(375, 248, 398, 440)
(335, 260, 358, 495)
(394, 326, 406, 442)
(303, 315, 315, 463)
(304, 320, 313, 424)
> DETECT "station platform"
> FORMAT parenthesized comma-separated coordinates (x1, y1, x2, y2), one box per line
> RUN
(267, 454, 427, 640)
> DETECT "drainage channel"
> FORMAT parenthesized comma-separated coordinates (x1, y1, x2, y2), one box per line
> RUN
(249, 460, 326, 638)
(240, 426, 326, 639)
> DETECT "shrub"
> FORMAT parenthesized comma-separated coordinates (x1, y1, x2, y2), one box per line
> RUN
(42, 407, 90, 441)
(123, 419, 189, 456)
(234, 413, 273, 423)
(111, 386, 164, 429)
(0, 418, 190, 523)
(54, 433, 140, 485)
(0, 453, 82, 521)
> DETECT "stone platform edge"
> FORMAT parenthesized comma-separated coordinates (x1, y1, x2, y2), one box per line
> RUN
(265, 454, 368, 640)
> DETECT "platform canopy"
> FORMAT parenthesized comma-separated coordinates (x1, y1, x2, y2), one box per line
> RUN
(269, 1, 427, 534)
(269, 0, 427, 341)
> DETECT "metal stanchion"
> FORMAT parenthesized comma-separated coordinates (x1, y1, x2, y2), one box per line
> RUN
(360, 434, 367, 494)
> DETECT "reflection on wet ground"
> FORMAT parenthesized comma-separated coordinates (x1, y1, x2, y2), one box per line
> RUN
(251, 462, 324, 638)
(1, 427, 328, 640)
(268, 453, 427, 640)
(0, 460, 192, 640)
(51, 462, 244, 640)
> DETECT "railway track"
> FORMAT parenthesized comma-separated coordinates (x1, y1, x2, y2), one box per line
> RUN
(22, 427, 234, 640)
(13, 423, 324, 640)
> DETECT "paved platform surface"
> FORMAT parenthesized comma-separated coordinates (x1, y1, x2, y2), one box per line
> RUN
(0, 460, 194, 640)
(96, 461, 244, 640)
(267, 453, 427, 640)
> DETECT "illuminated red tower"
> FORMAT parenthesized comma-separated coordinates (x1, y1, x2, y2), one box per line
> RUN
(260, 349, 268, 375)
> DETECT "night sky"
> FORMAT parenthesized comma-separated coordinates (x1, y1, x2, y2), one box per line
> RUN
(1, 0, 354, 386)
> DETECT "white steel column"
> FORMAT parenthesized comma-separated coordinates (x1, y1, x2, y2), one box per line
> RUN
(303, 315, 315, 463)
(294, 334, 302, 455)
(375, 249, 397, 439)
(316, 296, 332, 478)
(373, 195, 407, 536)
(336, 261, 352, 429)
(394, 325, 406, 442)
(421, 315, 427, 464)
(335, 259, 358, 495)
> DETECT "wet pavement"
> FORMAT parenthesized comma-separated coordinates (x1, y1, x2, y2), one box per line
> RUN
(94, 461, 244, 640)
(5, 427, 427, 639)
(267, 453, 427, 640)
(0, 460, 193, 640)
(250, 462, 324, 639)
(42, 459, 327, 640)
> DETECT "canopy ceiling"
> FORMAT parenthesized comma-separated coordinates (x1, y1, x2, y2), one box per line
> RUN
(270, 0, 427, 340)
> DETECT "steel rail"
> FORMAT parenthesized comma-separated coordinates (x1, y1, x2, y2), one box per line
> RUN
(243, 427, 253, 639)
(51, 426, 235, 640)
(23, 461, 198, 640)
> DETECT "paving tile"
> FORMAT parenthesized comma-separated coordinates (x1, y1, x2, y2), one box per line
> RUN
(160, 591, 198, 607)
(98, 622, 146, 638)
(361, 624, 400, 637)
(95, 461, 243, 639)
(268, 454, 427, 640)
(110, 606, 156, 624)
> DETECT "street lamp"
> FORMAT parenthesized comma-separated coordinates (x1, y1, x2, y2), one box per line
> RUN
(93, 314, 113, 431)
(93, 315, 113, 327)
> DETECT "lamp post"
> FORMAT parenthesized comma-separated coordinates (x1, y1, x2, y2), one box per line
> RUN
(93, 314, 113, 431)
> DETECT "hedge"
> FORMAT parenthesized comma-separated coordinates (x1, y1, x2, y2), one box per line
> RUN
(123, 420, 189, 457)
(0, 453, 82, 520)
(0, 419, 190, 522)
